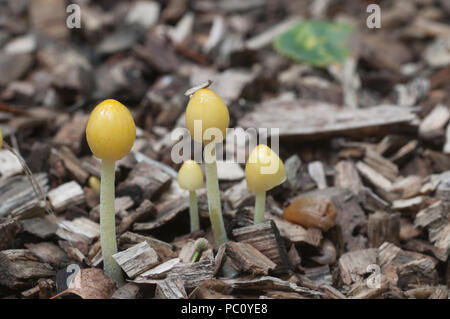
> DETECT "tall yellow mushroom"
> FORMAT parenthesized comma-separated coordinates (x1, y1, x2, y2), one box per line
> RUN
(185, 88, 229, 246)
(178, 160, 203, 232)
(245, 145, 286, 224)
(86, 99, 136, 286)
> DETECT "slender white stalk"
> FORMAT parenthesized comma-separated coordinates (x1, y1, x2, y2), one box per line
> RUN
(204, 144, 227, 246)
(254, 191, 266, 224)
(189, 190, 200, 233)
(100, 159, 124, 286)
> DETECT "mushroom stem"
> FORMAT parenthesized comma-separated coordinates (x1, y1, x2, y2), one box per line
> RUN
(254, 191, 266, 224)
(204, 144, 227, 246)
(189, 190, 200, 233)
(100, 159, 124, 287)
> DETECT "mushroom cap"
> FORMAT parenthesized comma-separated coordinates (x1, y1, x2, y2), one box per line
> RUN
(185, 88, 229, 144)
(86, 99, 136, 161)
(245, 144, 286, 193)
(178, 160, 203, 191)
(0, 127, 2, 149)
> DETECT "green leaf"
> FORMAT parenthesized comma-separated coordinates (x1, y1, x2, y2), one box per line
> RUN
(274, 21, 354, 67)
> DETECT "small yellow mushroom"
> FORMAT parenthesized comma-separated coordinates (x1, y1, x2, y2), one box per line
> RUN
(86, 99, 136, 286)
(185, 88, 229, 246)
(245, 145, 286, 224)
(185, 88, 229, 144)
(178, 160, 203, 233)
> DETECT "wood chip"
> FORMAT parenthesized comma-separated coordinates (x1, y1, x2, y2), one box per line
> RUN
(117, 162, 171, 202)
(232, 220, 291, 273)
(368, 211, 400, 248)
(137, 258, 181, 280)
(0, 173, 48, 218)
(119, 231, 176, 262)
(0, 218, 20, 250)
(112, 283, 141, 299)
(225, 241, 276, 276)
(48, 181, 85, 213)
(271, 215, 322, 247)
(239, 102, 418, 141)
(338, 249, 378, 285)
(155, 277, 187, 299)
(308, 161, 327, 189)
(20, 217, 57, 240)
(0, 249, 54, 290)
(113, 241, 160, 279)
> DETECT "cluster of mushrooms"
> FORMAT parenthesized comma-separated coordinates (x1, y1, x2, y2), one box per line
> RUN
(0, 87, 286, 286)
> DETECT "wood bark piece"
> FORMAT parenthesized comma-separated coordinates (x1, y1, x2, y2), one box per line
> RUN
(118, 199, 156, 234)
(390, 175, 422, 199)
(20, 217, 57, 240)
(112, 283, 141, 299)
(155, 278, 187, 299)
(338, 249, 377, 285)
(137, 258, 181, 280)
(239, 101, 418, 141)
(112, 241, 160, 279)
(0, 173, 48, 218)
(419, 104, 450, 139)
(364, 148, 399, 182)
(0, 149, 22, 179)
(58, 240, 90, 265)
(117, 162, 171, 202)
(397, 258, 439, 290)
(119, 231, 176, 262)
(48, 181, 85, 213)
(347, 275, 389, 299)
(224, 179, 253, 209)
(304, 265, 333, 286)
(223, 276, 323, 298)
(308, 161, 327, 189)
(52, 147, 89, 184)
(367, 211, 400, 248)
(166, 258, 215, 290)
(225, 241, 276, 276)
(0, 249, 54, 290)
(356, 161, 393, 200)
(189, 280, 234, 299)
(334, 160, 363, 195)
(378, 242, 439, 287)
(133, 197, 189, 231)
(232, 220, 291, 273)
(414, 200, 450, 261)
(52, 114, 89, 155)
(25, 242, 69, 268)
(0, 218, 20, 250)
(57, 217, 100, 245)
(272, 215, 322, 247)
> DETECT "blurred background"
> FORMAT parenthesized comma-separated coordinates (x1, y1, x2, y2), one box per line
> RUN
(0, 0, 449, 183)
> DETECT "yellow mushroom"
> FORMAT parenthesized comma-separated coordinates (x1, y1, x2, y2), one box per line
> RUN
(178, 160, 203, 233)
(186, 88, 229, 144)
(245, 145, 286, 224)
(185, 88, 228, 246)
(86, 99, 136, 286)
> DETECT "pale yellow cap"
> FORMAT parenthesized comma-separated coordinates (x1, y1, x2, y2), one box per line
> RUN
(86, 99, 136, 161)
(245, 145, 286, 193)
(185, 88, 229, 144)
(178, 160, 204, 191)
